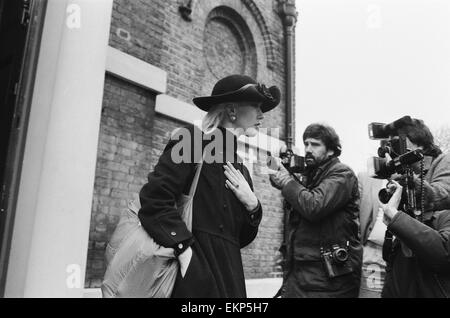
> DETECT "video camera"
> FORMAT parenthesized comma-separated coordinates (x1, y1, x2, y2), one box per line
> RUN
(367, 116, 424, 220)
(266, 146, 306, 175)
(368, 116, 424, 180)
(279, 148, 306, 174)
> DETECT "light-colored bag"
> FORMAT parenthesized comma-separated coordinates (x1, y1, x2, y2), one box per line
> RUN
(101, 159, 203, 298)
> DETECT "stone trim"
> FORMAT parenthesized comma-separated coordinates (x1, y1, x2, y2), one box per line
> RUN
(154, 94, 284, 154)
(155, 94, 206, 125)
(105, 46, 167, 94)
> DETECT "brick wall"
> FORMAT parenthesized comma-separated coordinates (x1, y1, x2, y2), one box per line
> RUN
(86, 0, 290, 288)
(86, 75, 157, 287)
(108, 0, 287, 138)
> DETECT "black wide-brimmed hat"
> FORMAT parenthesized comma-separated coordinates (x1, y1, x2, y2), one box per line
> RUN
(193, 74, 281, 113)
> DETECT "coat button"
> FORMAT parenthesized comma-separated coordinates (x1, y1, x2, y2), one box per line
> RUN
(178, 243, 183, 250)
(223, 204, 227, 209)
(171, 231, 177, 236)
(219, 224, 224, 232)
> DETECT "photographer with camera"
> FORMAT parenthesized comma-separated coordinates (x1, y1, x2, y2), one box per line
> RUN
(269, 124, 362, 298)
(371, 117, 450, 298)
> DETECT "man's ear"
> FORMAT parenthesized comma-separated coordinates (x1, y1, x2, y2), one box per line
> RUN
(326, 149, 335, 158)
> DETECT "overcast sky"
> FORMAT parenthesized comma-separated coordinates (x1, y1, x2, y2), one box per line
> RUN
(295, 0, 450, 174)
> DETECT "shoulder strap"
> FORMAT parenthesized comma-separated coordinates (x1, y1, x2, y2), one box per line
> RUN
(188, 153, 205, 197)
(181, 153, 205, 231)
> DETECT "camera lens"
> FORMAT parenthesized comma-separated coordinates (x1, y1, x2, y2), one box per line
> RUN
(333, 248, 348, 263)
(378, 146, 391, 158)
(378, 188, 392, 204)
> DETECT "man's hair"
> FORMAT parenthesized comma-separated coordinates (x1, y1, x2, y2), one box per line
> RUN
(303, 123, 342, 157)
(398, 119, 442, 157)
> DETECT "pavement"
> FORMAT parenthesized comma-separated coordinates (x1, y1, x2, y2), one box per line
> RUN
(245, 278, 282, 298)
(84, 278, 283, 298)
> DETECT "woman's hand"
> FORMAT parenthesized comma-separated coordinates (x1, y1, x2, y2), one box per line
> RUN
(223, 162, 258, 211)
(382, 180, 403, 225)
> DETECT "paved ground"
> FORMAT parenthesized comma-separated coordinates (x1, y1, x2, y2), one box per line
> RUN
(245, 278, 282, 298)
(85, 278, 283, 298)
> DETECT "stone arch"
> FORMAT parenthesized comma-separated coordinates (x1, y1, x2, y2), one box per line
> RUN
(241, 0, 276, 70)
(203, 6, 258, 81)
(196, 0, 280, 97)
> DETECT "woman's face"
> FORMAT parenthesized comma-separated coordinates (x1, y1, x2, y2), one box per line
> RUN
(233, 102, 264, 137)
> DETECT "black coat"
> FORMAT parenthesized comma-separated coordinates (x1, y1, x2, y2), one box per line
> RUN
(281, 157, 363, 297)
(138, 126, 262, 298)
(382, 153, 450, 298)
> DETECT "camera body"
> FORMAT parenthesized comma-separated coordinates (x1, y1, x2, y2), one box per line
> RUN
(370, 148, 424, 181)
(368, 117, 424, 180)
(321, 243, 353, 278)
(279, 148, 306, 174)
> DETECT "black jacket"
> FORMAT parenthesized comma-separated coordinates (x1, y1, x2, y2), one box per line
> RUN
(281, 157, 363, 296)
(138, 125, 262, 298)
(382, 153, 450, 298)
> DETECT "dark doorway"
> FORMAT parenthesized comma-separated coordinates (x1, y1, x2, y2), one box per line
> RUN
(0, 0, 46, 296)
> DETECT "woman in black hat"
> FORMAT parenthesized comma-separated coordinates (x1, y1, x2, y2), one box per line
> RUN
(138, 74, 280, 297)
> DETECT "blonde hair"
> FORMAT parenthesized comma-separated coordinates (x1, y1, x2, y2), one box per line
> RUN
(202, 103, 229, 134)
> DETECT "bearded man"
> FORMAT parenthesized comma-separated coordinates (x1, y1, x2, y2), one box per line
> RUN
(270, 123, 362, 298)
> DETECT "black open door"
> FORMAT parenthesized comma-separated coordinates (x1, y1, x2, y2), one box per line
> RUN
(0, 0, 47, 296)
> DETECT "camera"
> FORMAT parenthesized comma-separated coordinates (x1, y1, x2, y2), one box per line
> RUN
(368, 116, 424, 180)
(321, 242, 353, 278)
(368, 116, 417, 140)
(369, 148, 424, 180)
(368, 116, 426, 218)
(279, 148, 306, 174)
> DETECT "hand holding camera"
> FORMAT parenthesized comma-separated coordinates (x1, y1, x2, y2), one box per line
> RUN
(268, 145, 302, 189)
(381, 180, 403, 225)
(268, 162, 292, 190)
(268, 145, 306, 190)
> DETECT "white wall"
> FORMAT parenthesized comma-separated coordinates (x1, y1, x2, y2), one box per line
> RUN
(5, 0, 113, 297)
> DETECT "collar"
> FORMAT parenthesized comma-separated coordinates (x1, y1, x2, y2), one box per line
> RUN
(305, 156, 339, 175)
(304, 157, 340, 186)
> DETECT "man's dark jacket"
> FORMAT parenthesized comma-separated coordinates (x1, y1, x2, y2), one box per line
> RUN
(382, 153, 450, 298)
(281, 157, 363, 297)
(138, 126, 262, 298)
